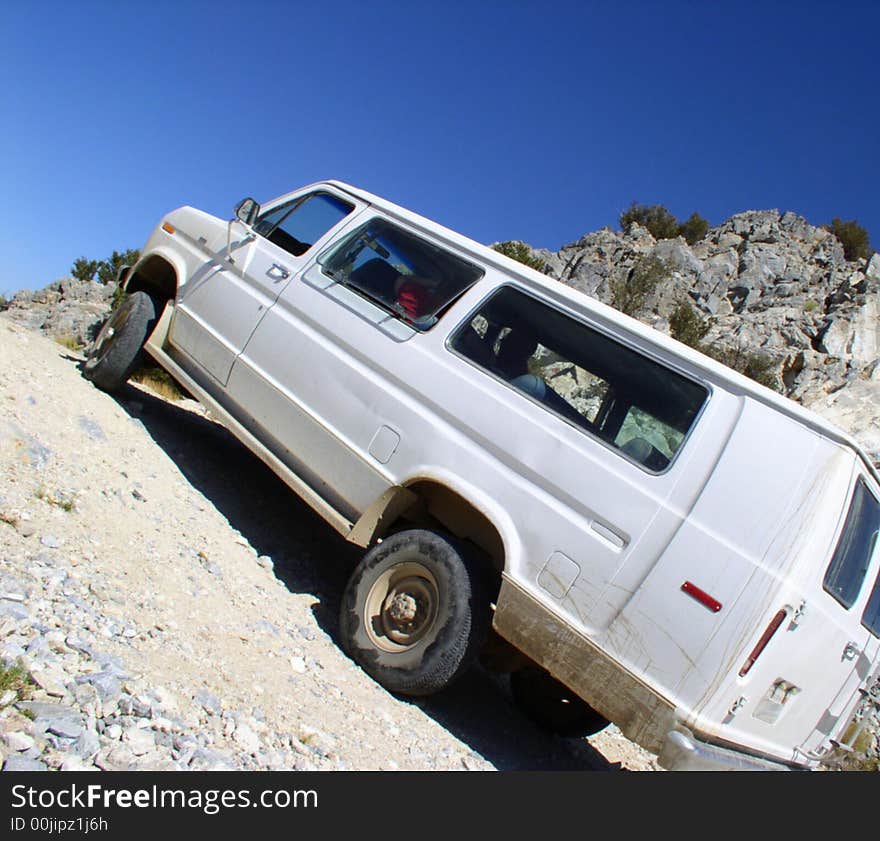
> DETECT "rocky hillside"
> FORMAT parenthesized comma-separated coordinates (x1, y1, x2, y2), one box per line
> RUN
(531, 209, 880, 463)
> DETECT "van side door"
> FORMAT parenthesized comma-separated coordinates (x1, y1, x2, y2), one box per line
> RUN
(224, 214, 485, 522)
(170, 188, 362, 385)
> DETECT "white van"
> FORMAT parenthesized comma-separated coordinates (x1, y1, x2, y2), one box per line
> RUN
(84, 181, 880, 770)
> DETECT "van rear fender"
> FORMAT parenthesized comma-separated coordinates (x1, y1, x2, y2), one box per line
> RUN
(350, 476, 511, 581)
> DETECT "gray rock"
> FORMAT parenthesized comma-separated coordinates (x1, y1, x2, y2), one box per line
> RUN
(0, 601, 30, 621)
(96, 744, 137, 770)
(297, 625, 316, 642)
(91, 652, 128, 677)
(65, 634, 95, 657)
(77, 416, 106, 441)
(60, 756, 99, 771)
(20, 702, 85, 739)
(232, 722, 261, 754)
(3, 755, 48, 771)
(195, 690, 222, 714)
(76, 670, 122, 704)
(29, 666, 69, 698)
(123, 726, 155, 757)
(650, 239, 704, 275)
(75, 728, 101, 759)
(187, 748, 235, 771)
(130, 695, 153, 718)
(103, 724, 123, 741)
(4, 731, 36, 752)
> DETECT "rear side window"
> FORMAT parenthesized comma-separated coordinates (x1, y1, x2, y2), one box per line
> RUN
(824, 478, 880, 609)
(317, 218, 484, 330)
(863, 574, 880, 637)
(254, 192, 354, 257)
(449, 286, 708, 471)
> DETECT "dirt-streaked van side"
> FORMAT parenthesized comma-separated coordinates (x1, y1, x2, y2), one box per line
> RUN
(84, 181, 880, 770)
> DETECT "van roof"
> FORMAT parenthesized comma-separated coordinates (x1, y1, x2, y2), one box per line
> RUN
(315, 179, 879, 486)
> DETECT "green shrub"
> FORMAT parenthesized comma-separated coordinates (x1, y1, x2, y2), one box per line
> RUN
(620, 202, 680, 240)
(705, 344, 780, 391)
(620, 203, 710, 244)
(669, 302, 709, 348)
(71, 257, 100, 283)
(0, 660, 34, 703)
(677, 212, 710, 245)
(827, 218, 871, 261)
(70, 249, 140, 286)
(492, 241, 545, 271)
(131, 363, 186, 402)
(667, 302, 780, 391)
(611, 255, 669, 316)
(54, 334, 83, 352)
(97, 249, 140, 285)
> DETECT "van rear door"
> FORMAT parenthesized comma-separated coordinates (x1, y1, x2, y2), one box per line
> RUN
(692, 469, 880, 765)
(798, 475, 880, 759)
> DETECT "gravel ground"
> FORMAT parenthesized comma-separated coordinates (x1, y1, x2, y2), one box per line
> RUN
(0, 316, 659, 772)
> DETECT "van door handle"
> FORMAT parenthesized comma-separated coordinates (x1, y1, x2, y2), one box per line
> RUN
(267, 264, 290, 281)
(843, 642, 861, 661)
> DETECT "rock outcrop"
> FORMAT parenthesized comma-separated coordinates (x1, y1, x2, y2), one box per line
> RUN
(3, 278, 116, 348)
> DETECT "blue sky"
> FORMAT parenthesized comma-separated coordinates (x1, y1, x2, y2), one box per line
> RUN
(2, 0, 878, 293)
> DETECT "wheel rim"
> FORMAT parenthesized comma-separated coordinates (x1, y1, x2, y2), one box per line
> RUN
(89, 296, 136, 363)
(364, 561, 440, 653)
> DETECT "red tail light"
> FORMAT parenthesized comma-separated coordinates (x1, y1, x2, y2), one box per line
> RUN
(681, 580, 722, 612)
(739, 608, 788, 677)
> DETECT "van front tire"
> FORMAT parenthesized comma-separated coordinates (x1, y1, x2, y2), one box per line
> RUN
(339, 529, 489, 696)
(83, 291, 158, 392)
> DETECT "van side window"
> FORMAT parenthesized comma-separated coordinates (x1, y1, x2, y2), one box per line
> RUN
(825, 478, 880, 609)
(253, 192, 354, 257)
(450, 286, 708, 471)
(317, 218, 484, 330)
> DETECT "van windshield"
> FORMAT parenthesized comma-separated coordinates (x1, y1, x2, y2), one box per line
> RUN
(824, 478, 880, 609)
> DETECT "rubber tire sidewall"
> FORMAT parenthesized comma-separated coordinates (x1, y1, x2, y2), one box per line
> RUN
(339, 529, 488, 697)
(84, 291, 158, 392)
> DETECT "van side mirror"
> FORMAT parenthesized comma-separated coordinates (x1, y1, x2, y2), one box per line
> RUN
(234, 197, 260, 226)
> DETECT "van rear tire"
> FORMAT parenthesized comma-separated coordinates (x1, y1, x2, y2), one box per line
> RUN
(511, 666, 609, 737)
(339, 529, 489, 696)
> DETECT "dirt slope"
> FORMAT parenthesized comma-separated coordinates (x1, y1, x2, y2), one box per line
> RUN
(0, 316, 658, 772)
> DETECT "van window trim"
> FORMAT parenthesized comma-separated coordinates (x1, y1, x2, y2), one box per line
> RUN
(443, 282, 713, 476)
